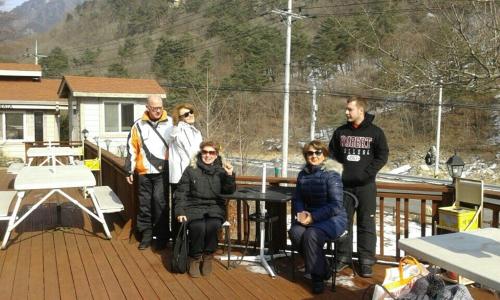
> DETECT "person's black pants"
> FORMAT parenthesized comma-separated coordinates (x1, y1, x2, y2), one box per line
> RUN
(337, 182, 377, 266)
(137, 173, 170, 241)
(187, 217, 222, 257)
(289, 224, 329, 278)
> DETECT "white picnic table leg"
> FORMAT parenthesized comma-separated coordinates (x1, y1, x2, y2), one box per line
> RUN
(1, 191, 25, 249)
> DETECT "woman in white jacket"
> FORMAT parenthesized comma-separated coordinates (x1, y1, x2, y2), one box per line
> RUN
(168, 103, 203, 236)
(168, 103, 203, 186)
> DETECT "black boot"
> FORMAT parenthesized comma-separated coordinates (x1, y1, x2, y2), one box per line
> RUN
(138, 229, 152, 250)
(311, 275, 325, 294)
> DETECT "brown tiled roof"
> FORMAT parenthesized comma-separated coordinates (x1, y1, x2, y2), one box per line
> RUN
(60, 75, 166, 95)
(0, 63, 41, 72)
(0, 79, 62, 101)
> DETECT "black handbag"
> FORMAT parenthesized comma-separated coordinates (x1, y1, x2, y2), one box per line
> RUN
(172, 222, 189, 273)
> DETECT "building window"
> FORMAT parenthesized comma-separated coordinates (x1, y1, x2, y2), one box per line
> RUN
(4, 112, 24, 140)
(121, 103, 134, 132)
(104, 102, 134, 133)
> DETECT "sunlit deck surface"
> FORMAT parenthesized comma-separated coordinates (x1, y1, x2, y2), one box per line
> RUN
(0, 170, 497, 299)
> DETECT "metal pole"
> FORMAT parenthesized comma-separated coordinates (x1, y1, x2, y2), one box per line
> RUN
(35, 40, 38, 65)
(281, 0, 292, 178)
(435, 83, 443, 176)
(310, 79, 317, 141)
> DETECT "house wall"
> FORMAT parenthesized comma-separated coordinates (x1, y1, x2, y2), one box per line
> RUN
(25, 112, 34, 141)
(44, 114, 60, 141)
(0, 110, 60, 162)
(78, 97, 148, 156)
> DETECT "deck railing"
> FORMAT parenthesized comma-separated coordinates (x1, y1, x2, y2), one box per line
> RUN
(85, 142, 500, 261)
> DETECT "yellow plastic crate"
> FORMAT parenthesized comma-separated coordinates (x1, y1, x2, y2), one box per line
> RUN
(83, 158, 101, 171)
(438, 206, 478, 232)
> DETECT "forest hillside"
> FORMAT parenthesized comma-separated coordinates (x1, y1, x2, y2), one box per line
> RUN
(0, 0, 498, 181)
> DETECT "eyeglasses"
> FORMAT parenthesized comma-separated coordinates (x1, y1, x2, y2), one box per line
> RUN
(306, 150, 323, 157)
(181, 110, 194, 118)
(148, 106, 163, 112)
(201, 150, 217, 156)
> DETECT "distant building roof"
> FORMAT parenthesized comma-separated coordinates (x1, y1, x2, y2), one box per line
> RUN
(0, 79, 63, 104)
(0, 63, 42, 78)
(58, 75, 166, 98)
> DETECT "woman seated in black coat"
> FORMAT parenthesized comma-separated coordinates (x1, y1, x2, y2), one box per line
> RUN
(175, 141, 236, 277)
(289, 140, 347, 294)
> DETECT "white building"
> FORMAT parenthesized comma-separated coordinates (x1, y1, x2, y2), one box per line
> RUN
(0, 63, 66, 161)
(57, 75, 166, 155)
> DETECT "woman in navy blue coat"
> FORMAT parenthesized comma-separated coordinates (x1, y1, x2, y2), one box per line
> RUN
(289, 140, 347, 294)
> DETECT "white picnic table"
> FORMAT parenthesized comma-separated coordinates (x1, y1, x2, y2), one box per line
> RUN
(398, 227, 500, 291)
(1, 165, 112, 249)
(26, 146, 81, 166)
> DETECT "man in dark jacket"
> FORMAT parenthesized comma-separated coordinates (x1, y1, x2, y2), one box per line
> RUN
(328, 96, 389, 277)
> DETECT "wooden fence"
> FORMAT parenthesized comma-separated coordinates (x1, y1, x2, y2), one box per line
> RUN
(85, 142, 500, 261)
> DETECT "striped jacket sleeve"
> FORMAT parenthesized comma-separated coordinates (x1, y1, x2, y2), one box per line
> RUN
(124, 124, 141, 174)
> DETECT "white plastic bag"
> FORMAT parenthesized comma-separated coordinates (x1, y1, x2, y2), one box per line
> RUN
(372, 256, 429, 300)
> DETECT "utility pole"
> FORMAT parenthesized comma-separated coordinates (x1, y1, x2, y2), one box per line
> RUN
(272, 0, 305, 177)
(24, 40, 47, 65)
(435, 81, 443, 176)
(309, 72, 318, 141)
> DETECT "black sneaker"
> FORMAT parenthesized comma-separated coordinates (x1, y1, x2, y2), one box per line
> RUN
(335, 261, 350, 273)
(138, 239, 151, 250)
(138, 229, 152, 250)
(359, 264, 373, 278)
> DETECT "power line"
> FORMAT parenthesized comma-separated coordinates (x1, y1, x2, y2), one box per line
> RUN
(300, 0, 483, 10)
(159, 83, 500, 111)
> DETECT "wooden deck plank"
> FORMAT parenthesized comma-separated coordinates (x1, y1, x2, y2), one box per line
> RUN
(191, 277, 226, 299)
(82, 231, 126, 300)
(210, 261, 259, 299)
(70, 206, 110, 300)
(0, 230, 20, 299)
(98, 238, 143, 300)
(201, 266, 240, 299)
(42, 204, 61, 300)
(11, 206, 33, 300)
(28, 206, 45, 300)
(171, 272, 209, 300)
(241, 270, 291, 300)
(63, 227, 93, 300)
(78, 199, 126, 300)
(141, 249, 192, 300)
(110, 239, 159, 299)
(122, 241, 176, 299)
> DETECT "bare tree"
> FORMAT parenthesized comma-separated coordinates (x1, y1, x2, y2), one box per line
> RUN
(190, 70, 230, 139)
(333, 1, 499, 95)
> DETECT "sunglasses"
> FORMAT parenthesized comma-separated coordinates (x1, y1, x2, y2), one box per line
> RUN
(306, 150, 323, 157)
(181, 110, 194, 118)
(201, 150, 217, 156)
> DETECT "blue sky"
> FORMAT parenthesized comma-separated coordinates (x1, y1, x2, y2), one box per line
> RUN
(0, 0, 25, 11)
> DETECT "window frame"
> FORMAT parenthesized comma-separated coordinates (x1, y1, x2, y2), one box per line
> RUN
(103, 101, 135, 133)
(1, 111, 25, 141)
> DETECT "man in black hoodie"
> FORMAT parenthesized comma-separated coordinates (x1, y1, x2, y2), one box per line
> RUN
(329, 96, 389, 277)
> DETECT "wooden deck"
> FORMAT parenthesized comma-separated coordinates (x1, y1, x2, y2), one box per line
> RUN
(0, 170, 497, 300)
